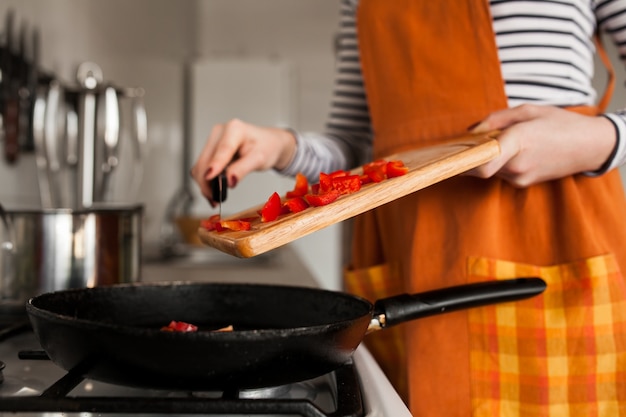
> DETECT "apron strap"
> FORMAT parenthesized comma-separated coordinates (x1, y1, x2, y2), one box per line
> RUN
(594, 31, 615, 113)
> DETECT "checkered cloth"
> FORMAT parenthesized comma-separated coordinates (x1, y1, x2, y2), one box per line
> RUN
(468, 255, 626, 416)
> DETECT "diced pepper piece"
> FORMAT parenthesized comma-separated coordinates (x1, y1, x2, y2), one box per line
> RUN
(200, 214, 222, 231)
(201, 214, 253, 232)
(284, 196, 309, 213)
(304, 190, 340, 207)
(161, 320, 198, 332)
(261, 191, 282, 222)
(386, 160, 408, 178)
(286, 172, 309, 198)
(318, 172, 333, 194)
(331, 174, 362, 195)
(218, 220, 252, 231)
(362, 159, 387, 183)
(359, 174, 373, 185)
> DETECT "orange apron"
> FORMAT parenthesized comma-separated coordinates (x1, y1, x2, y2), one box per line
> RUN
(344, 1, 626, 416)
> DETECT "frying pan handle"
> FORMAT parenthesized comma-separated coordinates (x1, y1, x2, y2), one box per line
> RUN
(370, 277, 546, 331)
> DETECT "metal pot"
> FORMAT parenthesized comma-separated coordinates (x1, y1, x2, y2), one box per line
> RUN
(0, 204, 143, 307)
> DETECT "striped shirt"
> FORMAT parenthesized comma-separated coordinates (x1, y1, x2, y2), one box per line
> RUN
(280, 0, 626, 182)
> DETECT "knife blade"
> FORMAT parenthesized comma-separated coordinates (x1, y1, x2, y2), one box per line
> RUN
(210, 171, 227, 218)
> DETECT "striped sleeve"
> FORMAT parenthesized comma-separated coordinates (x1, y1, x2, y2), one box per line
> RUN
(280, 0, 626, 180)
(278, 0, 372, 183)
(595, 0, 626, 173)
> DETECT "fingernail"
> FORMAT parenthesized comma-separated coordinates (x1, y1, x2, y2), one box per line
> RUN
(204, 167, 213, 180)
(229, 175, 238, 188)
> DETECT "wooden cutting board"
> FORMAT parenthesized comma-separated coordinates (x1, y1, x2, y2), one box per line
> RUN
(198, 131, 500, 258)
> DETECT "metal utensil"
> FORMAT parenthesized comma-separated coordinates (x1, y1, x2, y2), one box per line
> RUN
(64, 97, 79, 208)
(32, 85, 51, 208)
(129, 87, 147, 197)
(98, 85, 120, 201)
(43, 80, 65, 208)
(76, 62, 102, 208)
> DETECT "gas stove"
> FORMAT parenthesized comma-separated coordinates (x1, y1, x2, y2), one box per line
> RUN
(0, 315, 411, 417)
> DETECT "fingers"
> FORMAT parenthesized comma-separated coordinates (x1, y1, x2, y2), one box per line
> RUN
(190, 119, 295, 203)
(464, 108, 531, 184)
(464, 104, 608, 187)
(190, 120, 246, 202)
(190, 123, 225, 202)
(470, 104, 539, 134)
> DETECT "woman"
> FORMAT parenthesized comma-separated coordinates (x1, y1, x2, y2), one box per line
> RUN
(191, 1, 626, 415)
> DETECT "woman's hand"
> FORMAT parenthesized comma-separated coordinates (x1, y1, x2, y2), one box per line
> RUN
(190, 119, 296, 204)
(466, 104, 617, 187)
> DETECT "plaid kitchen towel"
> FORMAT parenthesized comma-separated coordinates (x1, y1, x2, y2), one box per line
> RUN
(468, 255, 626, 416)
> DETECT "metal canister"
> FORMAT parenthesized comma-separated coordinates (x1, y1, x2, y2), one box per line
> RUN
(0, 204, 143, 306)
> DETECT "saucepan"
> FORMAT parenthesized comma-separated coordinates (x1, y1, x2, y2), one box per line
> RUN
(0, 204, 143, 308)
(26, 278, 546, 390)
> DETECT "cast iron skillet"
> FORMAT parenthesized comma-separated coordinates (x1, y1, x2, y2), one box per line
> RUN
(26, 278, 546, 390)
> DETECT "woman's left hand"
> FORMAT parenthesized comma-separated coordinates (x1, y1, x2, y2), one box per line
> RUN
(466, 104, 617, 187)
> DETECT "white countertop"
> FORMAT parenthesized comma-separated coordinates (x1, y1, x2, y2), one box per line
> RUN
(141, 244, 320, 288)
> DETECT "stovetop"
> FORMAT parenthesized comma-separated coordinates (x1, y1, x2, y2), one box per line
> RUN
(0, 313, 412, 417)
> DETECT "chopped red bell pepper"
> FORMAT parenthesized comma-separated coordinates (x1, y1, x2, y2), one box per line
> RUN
(161, 320, 198, 332)
(318, 172, 333, 194)
(201, 215, 252, 232)
(200, 214, 222, 231)
(286, 172, 309, 198)
(362, 159, 387, 183)
(305, 190, 340, 207)
(261, 191, 282, 222)
(386, 160, 408, 178)
(283, 196, 309, 213)
(331, 174, 361, 195)
(218, 220, 252, 231)
(359, 174, 372, 185)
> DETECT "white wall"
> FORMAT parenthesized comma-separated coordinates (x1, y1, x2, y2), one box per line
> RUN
(191, 0, 343, 289)
(0, 0, 345, 290)
(0, 0, 195, 226)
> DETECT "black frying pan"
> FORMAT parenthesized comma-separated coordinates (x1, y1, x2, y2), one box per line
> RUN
(26, 278, 546, 390)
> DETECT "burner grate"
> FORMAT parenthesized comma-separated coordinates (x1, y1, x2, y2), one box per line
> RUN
(0, 359, 364, 417)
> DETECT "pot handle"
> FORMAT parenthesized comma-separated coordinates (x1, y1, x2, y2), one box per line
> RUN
(0, 204, 16, 300)
(369, 277, 546, 332)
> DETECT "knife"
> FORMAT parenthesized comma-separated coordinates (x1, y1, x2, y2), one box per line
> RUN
(210, 171, 227, 218)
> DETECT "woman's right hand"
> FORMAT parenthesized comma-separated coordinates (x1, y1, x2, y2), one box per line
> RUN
(190, 118, 297, 205)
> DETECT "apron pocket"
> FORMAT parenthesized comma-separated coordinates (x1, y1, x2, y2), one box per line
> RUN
(344, 263, 408, 402)
(467, 254, 626, 416)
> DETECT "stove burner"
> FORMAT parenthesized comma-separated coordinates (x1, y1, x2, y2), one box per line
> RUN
(0, 364, 364, 416)
(235, 384, 291, 399)
(0, 332, 364, 417)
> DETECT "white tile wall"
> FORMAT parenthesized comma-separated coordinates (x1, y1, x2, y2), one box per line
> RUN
(0, 0, 344, 290)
